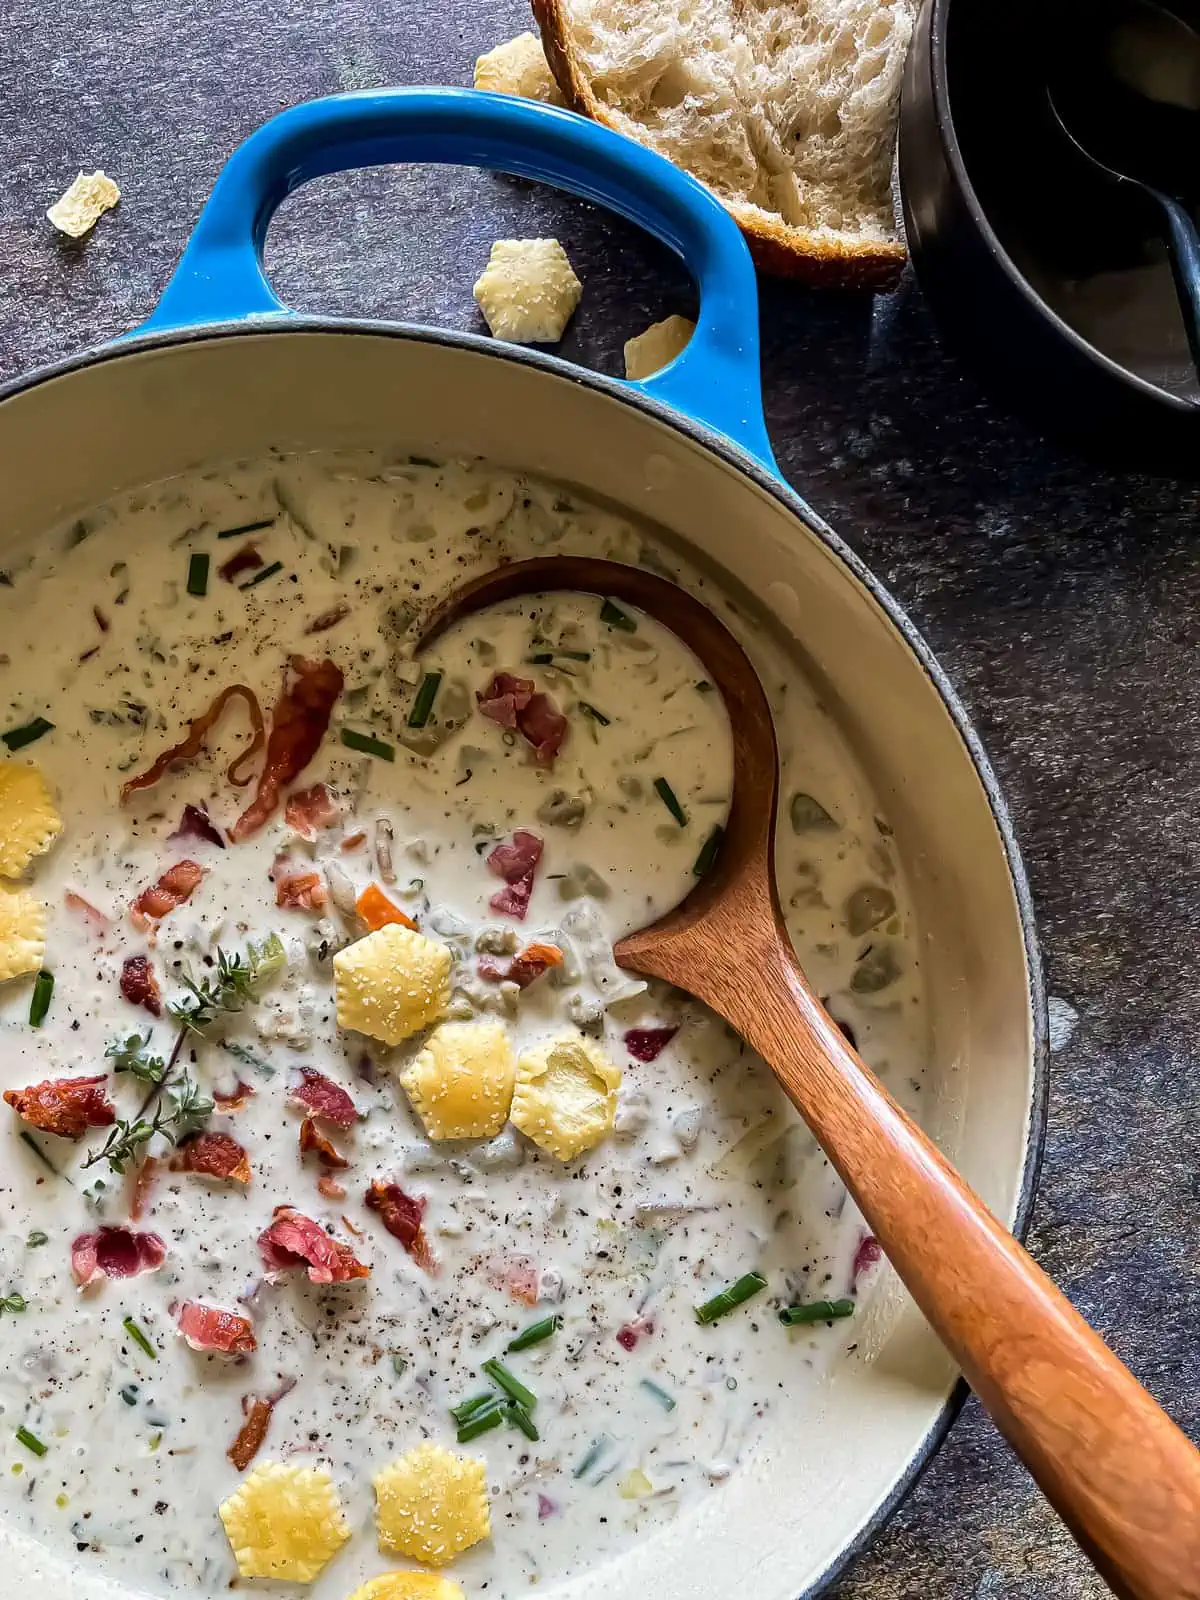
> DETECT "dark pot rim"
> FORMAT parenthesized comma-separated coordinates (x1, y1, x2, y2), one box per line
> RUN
(920, 0, 1198, 417)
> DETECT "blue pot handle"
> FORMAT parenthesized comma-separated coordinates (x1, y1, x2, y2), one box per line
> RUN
(140, 88, 774, 469)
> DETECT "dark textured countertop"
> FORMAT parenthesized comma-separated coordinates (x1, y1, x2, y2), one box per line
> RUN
(2, 1, 1195, 1595)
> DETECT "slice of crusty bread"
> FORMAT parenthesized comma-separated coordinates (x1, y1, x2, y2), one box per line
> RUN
(531, 0, 915, 288)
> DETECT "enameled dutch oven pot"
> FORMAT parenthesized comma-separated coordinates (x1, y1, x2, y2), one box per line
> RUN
(899, 0, 1200, 473)
(0, 89, 1047, 1600)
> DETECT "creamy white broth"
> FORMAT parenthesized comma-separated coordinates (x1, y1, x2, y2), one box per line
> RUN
(0, 452, 928, 1599)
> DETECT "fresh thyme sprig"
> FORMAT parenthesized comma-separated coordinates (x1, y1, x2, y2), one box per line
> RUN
(168, 934, 286, 1033)
(86, 936, 284, 1174)
(105, 1031, 168, 1084)
(83, 1072, 215, 1174)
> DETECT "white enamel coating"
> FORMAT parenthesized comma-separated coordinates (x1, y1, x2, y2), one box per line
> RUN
(0, 328, 1040, 1600)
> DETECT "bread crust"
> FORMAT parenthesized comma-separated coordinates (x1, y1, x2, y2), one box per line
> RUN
(533, 0, 907, 290)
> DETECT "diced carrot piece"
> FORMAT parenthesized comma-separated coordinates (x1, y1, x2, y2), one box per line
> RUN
(355, 882, 416, 932)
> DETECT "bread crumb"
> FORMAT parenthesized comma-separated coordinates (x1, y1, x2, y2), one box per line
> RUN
(474, 33, 564, 103)
(46, 171, 120, 238)
(473, 239, 582, 344)
(623, 314, 696, 379)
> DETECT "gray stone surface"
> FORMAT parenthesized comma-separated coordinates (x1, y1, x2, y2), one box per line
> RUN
(1, 1, 1195, 1596)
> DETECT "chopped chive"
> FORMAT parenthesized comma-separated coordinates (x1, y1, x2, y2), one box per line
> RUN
(450, 1391, 497, 1424)
(186, 552, 209, 597)
(217, 518, 275, 539)
(19, 1131, 59, 1176)
(779, 1298, 856, 1327)
(238, 559, 284, 590)
(695, 1271, 767, 1325)
(600, 599, 637, 632)
(654, 777, 687, 827)
(2, 718, 54, 752)
(407, 670, 443, 730)
(25, 1231, 48, 1249)
(506, 1400, 539, 1441)
(579, 701, 610, 726)
(341, 728, 395, 762)
(529, 650, 591, 664)
(390, 1354, 409, 1378)
(457, 1402, 505, 1443)
(527, 653, 554, 665)
(558, 650, 592, 661)
(692, 824, 724, 878)
(28, 971, 54, 1028)
(123, 1316, 157, 1360)
(1, 1294, 26, 1313)
(573, 1434, 612, 1479)
(119, 1383, 140, 1406)
(639, 1378, 677, 1412)
(219, 1039, 276, 1077)
(147, 1431, 163, 1452)
(481, 1358, 536, 1410)
(507, 1315, 562, 1353)
(15, 1426, 46, 1457)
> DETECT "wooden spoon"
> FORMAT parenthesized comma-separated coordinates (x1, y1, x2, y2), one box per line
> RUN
(419, 555, 1200, 1600)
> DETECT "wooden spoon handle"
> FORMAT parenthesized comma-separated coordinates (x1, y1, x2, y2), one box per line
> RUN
(718, 942, 1200, 1600)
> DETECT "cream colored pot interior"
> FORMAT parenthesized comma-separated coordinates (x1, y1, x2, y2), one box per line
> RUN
(0, 329, 1038, 1600)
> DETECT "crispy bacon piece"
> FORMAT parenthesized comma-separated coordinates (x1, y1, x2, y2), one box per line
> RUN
(318, 1174, 347, 1201)
(229, 656, 344, 842)
(477, 672, 566, 766)
(5, 1074, 115, 1139)
(120, 683, 266, 800)
(616, 1315, 654, 1351)
(477, 942, 562, 988)
(366, 1180, 436, 1274)
(486, 829, 544, 920)
(258, 1205, 369, 1284)
(355, 882, 416, 932)
(487, 1254, 539, 1305)
(284, 781, 339, 840)
(65, 890, 109, 928)
(218, 542, 264, 584)
(177, 1300, 257, 1356)
(130, 1155, 160, 1222)
(72, 1226, 166, 1287)
(120, 953, 162, 1016)
(288, 1067, 358, 1129)
(519, 691, 568, 765)
(623, 1026, 679, 1063)
(305, 602, 350, 635)
(274, 867, 327, 911)
(213, 1079, 256, 1111)
(176, 1131, 252, 1184)
(506, 1259, 539, 1305)
(852, 1233, 882, 1287)
(131, 860, 205, 925)
(477, 671, 534, 729)
(505, 941, 564, 989)
(299, 1117, 348, 1169)
(228, 1397, 273, 1470)
(168, 803, 226, 849)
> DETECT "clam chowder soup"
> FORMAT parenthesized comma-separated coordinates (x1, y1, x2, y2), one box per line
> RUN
(0, 453, 927, 1599)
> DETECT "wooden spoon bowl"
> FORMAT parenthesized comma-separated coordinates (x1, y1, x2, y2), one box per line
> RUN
(419, 555, 1200, 1600)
